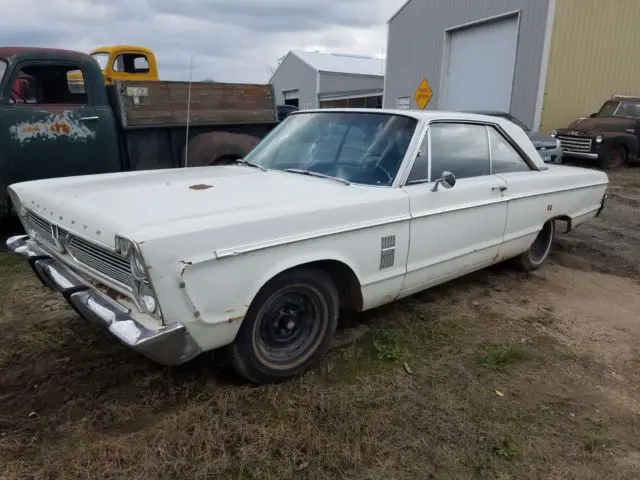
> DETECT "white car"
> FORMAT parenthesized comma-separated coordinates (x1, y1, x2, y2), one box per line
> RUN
(6, 109, 609, 384)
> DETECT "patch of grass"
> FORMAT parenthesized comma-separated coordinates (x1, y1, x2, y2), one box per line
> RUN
(475, 344, 529, 372)
(372, 328, 402, 362)
(492, 437, 521, 461)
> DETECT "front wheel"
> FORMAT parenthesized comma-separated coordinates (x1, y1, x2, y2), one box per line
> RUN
(228, 268, 339, 384)
(599, 144, 627, 171)
(512, 219, 556, 272)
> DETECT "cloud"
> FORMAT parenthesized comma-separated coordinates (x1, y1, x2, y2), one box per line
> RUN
(0, 0, 403, 82)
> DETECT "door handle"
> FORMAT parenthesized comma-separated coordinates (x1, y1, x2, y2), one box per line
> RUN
(492, 185, 507, 192)
(79, 116, 99, 121)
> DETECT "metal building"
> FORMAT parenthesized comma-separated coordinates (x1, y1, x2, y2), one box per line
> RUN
(383, 0, 640, 133)
(269, 50, 385, 110)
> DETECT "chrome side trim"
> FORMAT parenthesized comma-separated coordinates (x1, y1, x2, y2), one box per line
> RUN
(214, 214, 412, 260)
(215, 181, 607, 260)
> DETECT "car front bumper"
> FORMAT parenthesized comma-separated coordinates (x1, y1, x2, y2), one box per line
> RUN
(6, 234, 201, 366)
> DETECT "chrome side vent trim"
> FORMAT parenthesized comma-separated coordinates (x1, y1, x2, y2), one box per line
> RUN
(379, 235, 396, 270)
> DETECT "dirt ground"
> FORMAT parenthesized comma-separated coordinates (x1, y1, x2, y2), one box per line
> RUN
(0, 168, 639, 479)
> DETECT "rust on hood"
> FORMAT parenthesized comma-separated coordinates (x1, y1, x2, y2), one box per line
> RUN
(188, 183, 213, 190)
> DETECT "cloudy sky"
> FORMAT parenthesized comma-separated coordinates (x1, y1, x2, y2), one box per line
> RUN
(1, 0, 405, 83)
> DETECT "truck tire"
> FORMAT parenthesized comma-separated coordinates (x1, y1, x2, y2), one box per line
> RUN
(599, 144, 627, 171)
(183, 132, 261, 167)
(511, 219, 555, 272)
(228, 267, 339, 384)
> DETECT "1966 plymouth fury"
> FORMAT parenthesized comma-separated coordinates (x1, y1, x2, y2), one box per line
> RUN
(6, 109, 609, 384)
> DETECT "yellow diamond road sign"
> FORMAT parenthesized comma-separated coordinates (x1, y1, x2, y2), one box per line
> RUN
(415, 78, 433, 110)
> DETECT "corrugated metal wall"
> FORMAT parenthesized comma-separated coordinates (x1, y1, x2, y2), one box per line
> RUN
(384, 0, 550, 129)
(540, 0, 640, 133)
(319, 73, 384, 95)
(269, 53, 318, 108)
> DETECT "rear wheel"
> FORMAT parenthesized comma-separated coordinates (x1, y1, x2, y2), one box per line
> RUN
(512, 220, 556, 272)
(228, 268, 339, 384)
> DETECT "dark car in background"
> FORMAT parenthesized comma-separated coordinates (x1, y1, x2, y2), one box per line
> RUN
(469, 110, 562, 164)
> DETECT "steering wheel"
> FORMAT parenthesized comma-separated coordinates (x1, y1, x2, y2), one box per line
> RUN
(361, 154, 394, 184)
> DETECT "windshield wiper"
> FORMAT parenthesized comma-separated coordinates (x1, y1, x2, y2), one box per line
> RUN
(284, 168, 351, 185)
(234, 158, 267, 171)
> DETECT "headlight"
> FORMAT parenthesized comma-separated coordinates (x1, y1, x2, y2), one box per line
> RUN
(556, 138, 561, 149)
(595, 134, 604, 143)
(115, 235, 161, 317)
(550, 129, 557, 138)
(137, 282, 157, 314)
(131, 249, 146, 280)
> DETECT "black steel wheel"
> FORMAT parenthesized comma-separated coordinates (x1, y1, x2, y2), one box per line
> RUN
(229, 268, 339, 384)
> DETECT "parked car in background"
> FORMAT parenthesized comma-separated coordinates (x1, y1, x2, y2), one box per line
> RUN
(469, 110, 562, 164)
(552, 95, 640, 170)
(6, 109, 608, 384)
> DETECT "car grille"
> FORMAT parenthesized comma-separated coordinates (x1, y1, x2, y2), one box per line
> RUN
(557, 135, 592, 154)
(23, 210, 133, 288)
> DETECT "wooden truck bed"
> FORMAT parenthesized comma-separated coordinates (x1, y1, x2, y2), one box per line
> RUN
(113, 80, 279, 128)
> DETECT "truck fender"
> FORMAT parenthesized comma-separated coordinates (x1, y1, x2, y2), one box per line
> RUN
(182, 132, 261, 167)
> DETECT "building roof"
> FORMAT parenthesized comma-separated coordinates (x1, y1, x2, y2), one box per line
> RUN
(292, 50, 385, 77)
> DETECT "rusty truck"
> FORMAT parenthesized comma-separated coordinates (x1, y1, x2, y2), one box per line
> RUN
(0, 47, 280, 217)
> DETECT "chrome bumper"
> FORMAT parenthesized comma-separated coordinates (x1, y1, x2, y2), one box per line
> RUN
(6, 235, 201, 366)
(562, 151, 598, 160)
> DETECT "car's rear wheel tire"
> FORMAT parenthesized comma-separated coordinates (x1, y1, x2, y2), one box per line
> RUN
(228, 268, 339, 384)
(512, 219, 556, 272)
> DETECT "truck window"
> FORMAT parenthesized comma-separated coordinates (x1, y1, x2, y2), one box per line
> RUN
(0, 60, 6, 82)
(9, 65, 88, 105)
(112, 53, 150, 74)
(91, 52, 109, 70)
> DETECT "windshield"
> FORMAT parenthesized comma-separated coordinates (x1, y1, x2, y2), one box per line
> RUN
(243, 111, 418, 186)
(597, 100, 640, 118)
(90, 52, 109, 70)
(0, 60, 6, 83)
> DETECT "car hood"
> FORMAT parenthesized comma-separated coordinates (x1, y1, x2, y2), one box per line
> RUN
(559, 116, 637, 135)
(10, 166, 368, 247)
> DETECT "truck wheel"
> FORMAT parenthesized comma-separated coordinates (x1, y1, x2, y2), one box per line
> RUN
(228, 268, 339, 384)
(599, 144, 627, 171)
(511, 220, 556, 272)
(183, 132, 261, 167)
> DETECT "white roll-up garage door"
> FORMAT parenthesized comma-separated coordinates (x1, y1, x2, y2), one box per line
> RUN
(441, 15, 519, 112)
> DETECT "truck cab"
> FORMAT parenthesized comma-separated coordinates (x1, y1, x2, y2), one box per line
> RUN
(67, 45, 159, 92)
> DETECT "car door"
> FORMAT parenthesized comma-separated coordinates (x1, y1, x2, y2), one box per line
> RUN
(486, 125, 557, 260)
(0, 60, 121, 186)
(400, 121, 508, 296)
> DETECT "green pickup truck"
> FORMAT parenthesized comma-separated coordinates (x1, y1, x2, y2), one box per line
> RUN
(0, 47, 280, 216)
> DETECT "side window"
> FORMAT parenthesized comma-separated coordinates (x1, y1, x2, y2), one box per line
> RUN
(406, 130, 429, 183)
(8, 65, 88, 105)
(488, 127, 531, 174)
(113, 54, 150, 74)
(430, 123, 490, 180)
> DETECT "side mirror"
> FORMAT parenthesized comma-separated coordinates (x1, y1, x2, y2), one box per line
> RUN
(589, 112, 597, 118)
(431, 170, 456, 192)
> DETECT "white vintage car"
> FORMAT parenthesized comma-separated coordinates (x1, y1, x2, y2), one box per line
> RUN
(6, 109, 609, 384)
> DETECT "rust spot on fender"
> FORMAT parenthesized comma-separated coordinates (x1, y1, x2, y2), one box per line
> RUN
(189, 184, 213, 190)
(228, 315, 244, 324)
